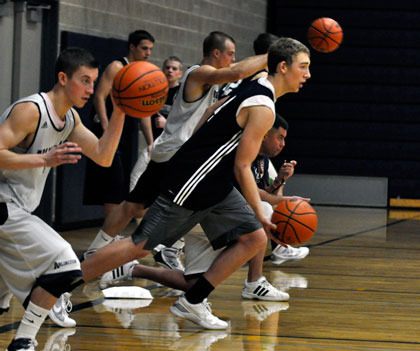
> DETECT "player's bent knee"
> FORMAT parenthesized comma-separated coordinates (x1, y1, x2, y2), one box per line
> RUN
(240, 229, 267, 250)
(35, 270, 83, 298)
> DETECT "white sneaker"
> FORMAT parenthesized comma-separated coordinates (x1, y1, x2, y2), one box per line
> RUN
(43, 328, 75, 351)
(6, 338, 38, 351)
(99, 261, 138, 289)
(241, 276, 289, 301)
(242, 301, 289, 321)
(48, 293, 76, 328)
(271, 245, 309, 265)
(170, 296, 229, 330)
(154, 247, 184, 271)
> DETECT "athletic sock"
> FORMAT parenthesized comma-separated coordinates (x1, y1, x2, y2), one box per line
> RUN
(87, 229, 114, 252)
(184, 276, 215, 304)
(15, 301, 49, 340)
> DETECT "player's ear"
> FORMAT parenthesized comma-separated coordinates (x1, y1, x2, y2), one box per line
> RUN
(57, 71, 68, 86)
(277, 61, 288, 74)
(212, 48, 221, 59)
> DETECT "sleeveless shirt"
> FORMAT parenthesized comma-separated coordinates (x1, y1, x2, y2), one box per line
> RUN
(162, 77, 276, 210)
(151, 65, 220, 163)
(0, 93, 75, 212)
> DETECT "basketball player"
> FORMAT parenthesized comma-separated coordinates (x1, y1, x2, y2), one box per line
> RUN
(83, 29, 155, 217)
(222, 32, 310, 264)
(127, 114, 310, 298)
(84, 31, 268, 273)
(128, 55, 185, 271)
(0, 47, 125, 351)
(81, 37, 311, 329)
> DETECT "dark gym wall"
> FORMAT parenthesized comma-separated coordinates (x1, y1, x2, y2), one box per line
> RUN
(267, 0, 420, 201)
(54, 31, 130, 229)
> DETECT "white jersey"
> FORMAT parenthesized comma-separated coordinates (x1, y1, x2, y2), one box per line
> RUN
(151, 65, 219, 163)
(0, 93, 76, 212)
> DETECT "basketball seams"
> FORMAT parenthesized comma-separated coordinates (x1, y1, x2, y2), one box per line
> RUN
(309, 25, 342, 46)
(114, 69, 163, 94)
(112, 86, 169, 100)
(112, 61, 169, 118)
(272, 199, 317, 244)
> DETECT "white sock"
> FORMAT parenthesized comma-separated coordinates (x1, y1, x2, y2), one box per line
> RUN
(87, 229, 114, 252)
(15, 301, 49, 340)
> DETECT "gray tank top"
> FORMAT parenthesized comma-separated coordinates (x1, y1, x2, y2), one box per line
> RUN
(0, 93, 75, 212)
(151, 65, 219, 162)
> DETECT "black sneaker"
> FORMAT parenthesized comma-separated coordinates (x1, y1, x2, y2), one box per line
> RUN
(7, 338, 37, 351)
(153, 247, 184, 271)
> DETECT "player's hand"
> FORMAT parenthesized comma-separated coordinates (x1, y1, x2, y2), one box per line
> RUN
(109, 94, 125, 117)
(277, 160, 297, 180)
(258, 215, 277, 236)
(43, 142, 82, 167)
(154, 114, 166, 129)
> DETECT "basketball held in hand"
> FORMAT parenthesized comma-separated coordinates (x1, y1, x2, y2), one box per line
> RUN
(112, 61, 169, 118)
(271, 198, 318, 245)
(307, 17, 343, 53)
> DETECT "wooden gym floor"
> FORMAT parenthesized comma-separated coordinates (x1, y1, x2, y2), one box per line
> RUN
(1, 205, 420, 350)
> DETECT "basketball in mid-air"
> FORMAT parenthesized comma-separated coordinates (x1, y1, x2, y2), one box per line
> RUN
(307, 17, 343, 53)
(271, 198, 318, 245)
(112, 61, 168, 118)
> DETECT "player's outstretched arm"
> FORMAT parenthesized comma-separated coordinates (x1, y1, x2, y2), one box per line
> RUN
(0, 102, 80, 169)
(69, 106, 125, 167)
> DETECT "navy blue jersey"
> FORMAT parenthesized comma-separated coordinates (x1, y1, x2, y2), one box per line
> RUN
(162, 78, 275, 210)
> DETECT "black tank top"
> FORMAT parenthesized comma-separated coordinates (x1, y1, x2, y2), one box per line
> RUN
(162, 78, 275, 210)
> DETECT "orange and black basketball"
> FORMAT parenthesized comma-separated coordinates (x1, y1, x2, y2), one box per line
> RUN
(307, 17, 343, 53)
(271, 198, 318, 244)
(112, 61, 169, 118)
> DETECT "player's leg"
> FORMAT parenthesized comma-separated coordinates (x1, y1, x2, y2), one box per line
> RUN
(1, 203, 82, 351)
(243, 249, 289, 301)
(243, 201, 289, 301)
(170, 189, 265, 329)
(82, 194, 201, 282)
(85, 160, 164, 257)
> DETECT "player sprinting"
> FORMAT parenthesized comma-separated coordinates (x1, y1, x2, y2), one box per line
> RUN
(0, 47, 125, 351)
(80, 37, 311, 329)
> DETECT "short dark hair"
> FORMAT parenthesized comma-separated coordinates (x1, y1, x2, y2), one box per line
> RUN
(273, 113, 288, 130)
(253, 33, 279, 55)
(128, 30, 155, 49)
(163, 55, 183, 70)
(55, 47, 98, 80)
(203, 31, 235, 57)
(267, 37, 310, 75)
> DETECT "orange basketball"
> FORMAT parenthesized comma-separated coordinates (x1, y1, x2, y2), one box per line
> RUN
(112, 61, 169, 118)
(307, 17, 343, 53)
(271, 198, 318, 244)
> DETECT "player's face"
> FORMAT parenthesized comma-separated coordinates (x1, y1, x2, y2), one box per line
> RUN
(285, 52, 311, 92)
(262, 126, 287, 157)
(163, 60, 183, 85)
(65, 66, 98, 108)
(218, 39, 236, 68)
(132, 39, 154, 61)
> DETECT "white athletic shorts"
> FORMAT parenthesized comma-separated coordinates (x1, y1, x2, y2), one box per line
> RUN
(183, 201, 273, 276)
(0, 202, 80, 303)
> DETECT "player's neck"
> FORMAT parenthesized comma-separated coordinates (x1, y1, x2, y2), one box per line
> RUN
(46, 87, 72, 120)
(268, 75, 287, 99)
